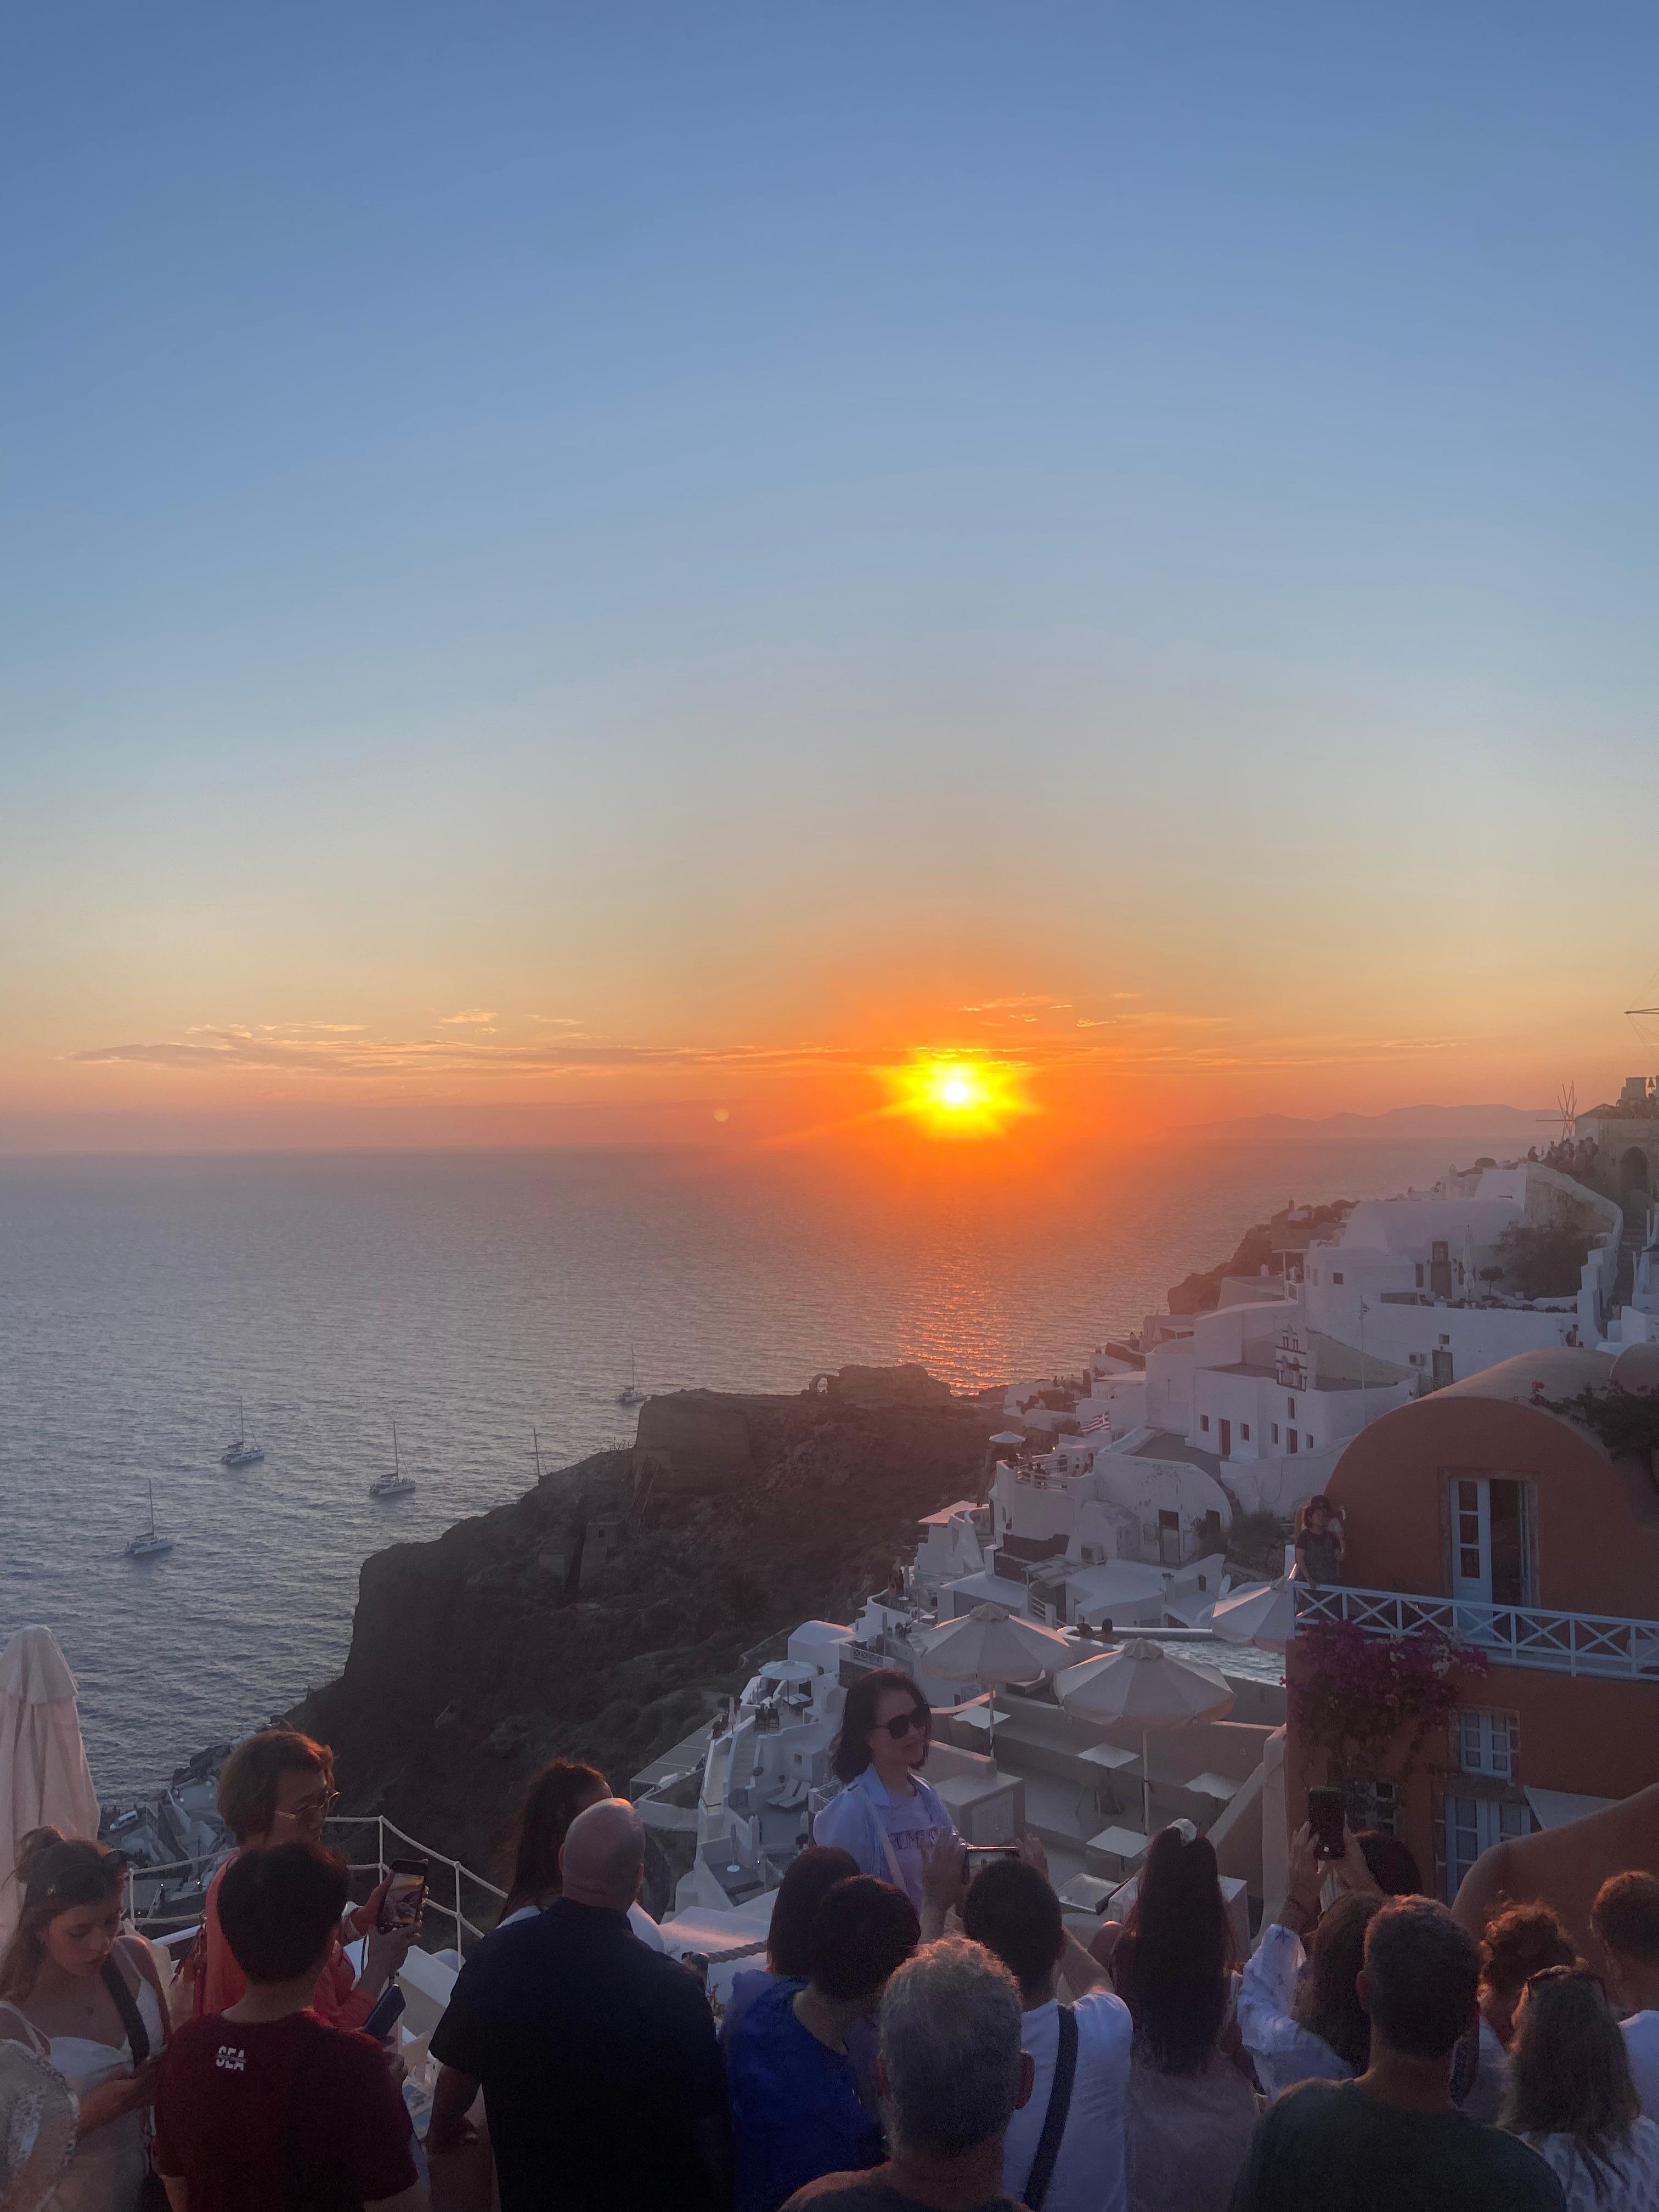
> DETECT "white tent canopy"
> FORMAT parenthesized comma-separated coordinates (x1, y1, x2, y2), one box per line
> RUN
(1210, 1577, 1297, 1651)
(1056, 1638, 1234, 1833)
(0, 1627, 100, 1945)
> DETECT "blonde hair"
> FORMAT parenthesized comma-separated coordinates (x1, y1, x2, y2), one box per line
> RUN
(0, 1828, 125, 2002)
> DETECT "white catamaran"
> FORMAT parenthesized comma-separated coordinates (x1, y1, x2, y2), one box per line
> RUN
(616, 1344, 647, 1407)
(219, 1397, 265, 1470)
(125, 1481, 175, 1560)
(369, 1420, 417, 1500)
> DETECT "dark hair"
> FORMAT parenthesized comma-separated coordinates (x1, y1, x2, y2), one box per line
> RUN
(1505, 1970, 1639, 2196)
(501, 1759, 609, 1918)
(766, 1847, 861, 1979)
(217, 1841, 350, 1984)
(1114, 1827, 1234, 2075)
(1355, 1830, 1422, 1897)
(0, 1829, 126, 2002)
(1481, 1903, 1576, 1997)
(216, 1730, 333, 1845)
(1362, 1898, 1479, 2061)
(1304, 1496, 1333, 1522)
(962, 1859, 1063, 2001)
(808, 1876, 919, 2004)
(832, 1669, 930, 1785)
(1592, 1872, 1659, 1967)
(1295, 1891, 1381, 2070)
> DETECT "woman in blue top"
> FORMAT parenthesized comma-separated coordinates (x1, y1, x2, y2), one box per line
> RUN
(811, 1668, 955, 1912)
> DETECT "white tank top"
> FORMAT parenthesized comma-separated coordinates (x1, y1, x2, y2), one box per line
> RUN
(1, 1970, 165, 2212)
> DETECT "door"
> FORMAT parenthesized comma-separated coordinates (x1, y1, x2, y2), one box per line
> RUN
(1431, 1348, 1454, 1390)
(1218, 1418, 1232, 1457)
(1451, 1477, 1528, 1608)
(1444, 1795, 1532, 1901)
(1158, 1509, 1181, 1565)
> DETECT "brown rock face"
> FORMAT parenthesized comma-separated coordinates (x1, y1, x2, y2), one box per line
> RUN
(294, 1378, 998, 1885)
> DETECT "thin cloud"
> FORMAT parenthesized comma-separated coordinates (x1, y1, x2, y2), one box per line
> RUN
(438, 1008, 499, 1028)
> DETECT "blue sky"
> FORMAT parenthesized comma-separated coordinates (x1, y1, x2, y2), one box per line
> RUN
(4, 3, 1656, 1145)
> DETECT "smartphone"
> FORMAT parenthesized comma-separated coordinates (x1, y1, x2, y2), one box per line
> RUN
(1307, 1787, 1346, 1860)
(962, 1846, 1021, 1873)
(360, 1982, 406, 2042)
(377, 1857, 429, 1934)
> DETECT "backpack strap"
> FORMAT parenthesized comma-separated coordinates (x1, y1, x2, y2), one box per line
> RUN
(100, 1956, 150, 2067)
(1024, 2004, 1079, 2212)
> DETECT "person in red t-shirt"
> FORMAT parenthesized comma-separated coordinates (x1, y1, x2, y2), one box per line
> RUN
(155, 1842, 424, 2212)
(193, 1730, 411, 2031)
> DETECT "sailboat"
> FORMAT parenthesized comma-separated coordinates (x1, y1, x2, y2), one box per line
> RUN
(125, 1481, 175, 1559)
(369, 1420, 417, 1500)
(219, 1397, 265, 1470)
(615, 1345, 646, 1408)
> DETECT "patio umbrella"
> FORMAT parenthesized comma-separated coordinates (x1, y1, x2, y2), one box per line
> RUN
(1210, 1576, 1297, 1652)
(988, 1431, 1026, 1447)
(1056, 1638, 1233, 1834)
(0, 1628, 100, 1946)
(917, 1602, 1073, 1755)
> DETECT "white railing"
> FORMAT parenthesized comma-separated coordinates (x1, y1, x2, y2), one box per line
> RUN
(123, 1815, 507, 1959)
(1295, 1582, 1659, 1680)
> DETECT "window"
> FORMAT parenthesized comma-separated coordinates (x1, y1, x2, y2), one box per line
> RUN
(1271, 1423, 1280, 1444)
(1287, 1429, 1299, 1453)
(1444, 1796, 1531, 1901)
(1458, 1709, 1520, 1780)
(1415, 1263, 1425, 1289)
(1240, 1423, 1251, 1441)
(1333, 1271, 1344, 1285)
(1286, 1396, 1297, 1417)
(1199, 1414, 1210, 1432)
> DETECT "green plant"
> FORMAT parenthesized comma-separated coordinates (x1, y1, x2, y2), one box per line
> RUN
(1538, 1384, 1659, 1480)
(1493, 1221, 1593, 1299)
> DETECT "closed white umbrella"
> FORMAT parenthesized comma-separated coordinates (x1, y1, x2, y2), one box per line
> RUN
(1057, 1638, 1233, 1834)
(918, 1601, 1074, 1756)
(0, 1628, 101, 1945)
(1210, 1576, 1297, 1651)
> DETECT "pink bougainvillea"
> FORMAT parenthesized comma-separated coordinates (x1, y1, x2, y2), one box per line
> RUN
(1290, 1620, 1488, 1786)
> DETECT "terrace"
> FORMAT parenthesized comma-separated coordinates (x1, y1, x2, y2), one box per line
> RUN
(1295, 1581, 1659, 1679)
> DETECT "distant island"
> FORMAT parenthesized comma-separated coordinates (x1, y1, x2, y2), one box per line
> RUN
(1183, 1102, 1544, 1139)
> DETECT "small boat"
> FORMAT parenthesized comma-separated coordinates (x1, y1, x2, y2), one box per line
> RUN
(125, 1482, 175, 1560)
(369, 1420, 417, 1500)
(616, 1344, 647, 1408)
(219, 1397, 264, 1470)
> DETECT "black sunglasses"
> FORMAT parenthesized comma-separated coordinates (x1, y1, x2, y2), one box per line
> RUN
(877, 1708, 929, 1741)
(1526, 1965, 1606, 2001)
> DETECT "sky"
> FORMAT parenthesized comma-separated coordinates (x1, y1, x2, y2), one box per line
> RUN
(3, 2, 1656, 1154)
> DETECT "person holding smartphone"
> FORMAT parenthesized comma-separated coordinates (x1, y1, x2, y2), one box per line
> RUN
(195, 1730, 413, 2033)
(811, 1671, 955, 1913)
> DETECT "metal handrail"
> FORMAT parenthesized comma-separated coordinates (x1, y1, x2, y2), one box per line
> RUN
(325, 1813, 508, 1955)
(1296, 1582, 1659, 1680)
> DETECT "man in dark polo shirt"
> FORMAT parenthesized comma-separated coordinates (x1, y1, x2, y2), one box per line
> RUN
(428, 1797, 729, 2210)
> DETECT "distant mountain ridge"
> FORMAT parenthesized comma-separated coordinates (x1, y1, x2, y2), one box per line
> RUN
(1186, 1102, 1543, 1139)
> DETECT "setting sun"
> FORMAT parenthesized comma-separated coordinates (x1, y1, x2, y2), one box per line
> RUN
(879, 1055, 1033, 1140)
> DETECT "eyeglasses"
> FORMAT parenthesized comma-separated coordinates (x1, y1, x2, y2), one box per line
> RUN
(1525, 1965, 1606, 2000)
(275, 1790, 338, 1824)
(877, 1711, 928, 1741)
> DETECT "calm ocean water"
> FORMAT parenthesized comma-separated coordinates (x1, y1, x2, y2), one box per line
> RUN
(0, 1138, 1506, 1797)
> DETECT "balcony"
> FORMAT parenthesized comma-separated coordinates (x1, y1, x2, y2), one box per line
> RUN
(1295, 1582, 1659, 1680)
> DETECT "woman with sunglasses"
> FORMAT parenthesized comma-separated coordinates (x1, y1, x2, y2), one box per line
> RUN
(1505, 1965, 1659, 2210)
(811, 1671, 955, 1912)
(194, 1729, 411, 2029)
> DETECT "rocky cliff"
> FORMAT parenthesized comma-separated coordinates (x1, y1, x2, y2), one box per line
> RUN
(294, 1369, 998, 1884)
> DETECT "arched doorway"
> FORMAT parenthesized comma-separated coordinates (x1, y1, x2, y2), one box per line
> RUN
(1620, 1144, 1652, 1198)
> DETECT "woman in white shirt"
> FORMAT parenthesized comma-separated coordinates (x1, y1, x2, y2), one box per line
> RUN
(1239, 1822, 1383, 2101)
(1505, 1965, 1659, 2212)
(812, 1669, 955, 1914)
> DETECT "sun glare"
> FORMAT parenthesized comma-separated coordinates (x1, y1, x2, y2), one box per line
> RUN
(881, 1056, 1031, 1139)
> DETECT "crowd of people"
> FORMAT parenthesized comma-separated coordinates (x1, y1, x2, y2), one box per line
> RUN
(2, 1680, 1658, 2212)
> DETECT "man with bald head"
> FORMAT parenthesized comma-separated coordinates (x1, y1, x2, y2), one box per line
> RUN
(428, 1797, 730, 2209)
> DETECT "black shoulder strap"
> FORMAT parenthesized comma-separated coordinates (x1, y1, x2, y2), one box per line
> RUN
(100, 1955, 150, 2067)
(1024, 2003, 1078, 2212)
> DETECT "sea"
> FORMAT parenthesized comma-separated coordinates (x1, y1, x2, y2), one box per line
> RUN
(0, 1135, 1511, 1798)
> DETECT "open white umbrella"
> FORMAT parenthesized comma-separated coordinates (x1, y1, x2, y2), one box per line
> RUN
(1057, 1638, 1233, 1833)
(988, 1431, 1026, 1447)
(0, 1628, 100, 1946)
(918, 1602, 1074, 1756)
(1209, 1576, 1297, 1651)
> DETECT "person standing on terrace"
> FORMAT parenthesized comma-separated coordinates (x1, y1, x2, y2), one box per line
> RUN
(194, 1730, 410, 2030)
(812, 1671, 955, 1914)
(1293, 1498, 1345, 1587)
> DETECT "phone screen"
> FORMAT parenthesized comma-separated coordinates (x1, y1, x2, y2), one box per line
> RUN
(1307, 1788, 1346, 1859)
(963, 1846, 1020, 1870)
(379, 1859, 428, 1933)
